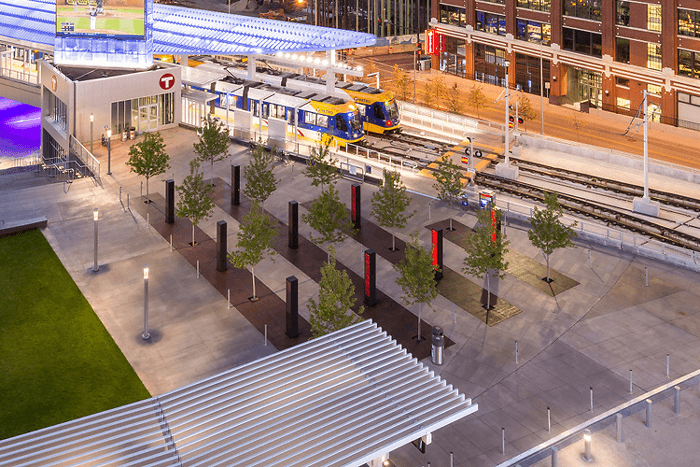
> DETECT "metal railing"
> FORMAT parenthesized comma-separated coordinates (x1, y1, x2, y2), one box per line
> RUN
(69, 135, 101, 183)
(398, 100, 504, 137)
(0, 51, 40, 86)
(496, 367, 700, 467)
(5, 151, 41, 169)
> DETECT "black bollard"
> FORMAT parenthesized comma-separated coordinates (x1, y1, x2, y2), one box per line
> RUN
(289, 201, 298, 249)
(165, 179, 175, 224)
(286, 275, 299, 338)
(364, 249, 377, 306)
(231, 165, 240, 206)
(216, 220, 227, 272)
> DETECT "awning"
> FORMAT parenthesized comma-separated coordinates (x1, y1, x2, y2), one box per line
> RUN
(0, 320, 478, 467)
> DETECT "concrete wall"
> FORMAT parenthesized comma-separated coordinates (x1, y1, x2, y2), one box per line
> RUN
(0, 78, 40, 107)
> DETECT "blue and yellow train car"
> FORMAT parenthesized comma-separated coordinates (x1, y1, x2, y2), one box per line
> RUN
(338, 83, 400, 134)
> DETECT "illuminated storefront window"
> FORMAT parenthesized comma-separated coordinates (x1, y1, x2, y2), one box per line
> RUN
(439, 36, 466, 78)
(439, 5, 467, 27)
(476, 11, 506, 36)
(474, 44, 506, 86)
(516, 20, 551, 45)
(517, 0, 550, 13)
(647, 5, 661, 32)
(564, 0, 601, 21)
(647, 43, 662, 71)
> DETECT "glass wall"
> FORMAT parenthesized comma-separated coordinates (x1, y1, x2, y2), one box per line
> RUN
(47, 92, 68, 132)
(679, 9, 700, 37)
(678, 49, 700, 78)
(563, 28, 602, 57)
(517, 0, 550, 12)
(564, 0, 601, 20)
(476, 11, 507, 36)
(474, 44, 507, 86)
(439, 36, 466, 77)
(514, 53, 550, 94)
(111, 92, 175, 137)
(516, 20, 551, 45)
(439, 4, 467, 27)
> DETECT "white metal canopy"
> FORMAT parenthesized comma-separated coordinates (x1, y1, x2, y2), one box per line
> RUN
(0, 320, 478, 467)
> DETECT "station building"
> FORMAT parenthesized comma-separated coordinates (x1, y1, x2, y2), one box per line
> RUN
(429, 0, 700, 129)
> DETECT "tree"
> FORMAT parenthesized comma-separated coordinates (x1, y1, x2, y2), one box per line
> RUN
(242, 143, 278, 211)
(304, 140, 339, 190)
(176, 160, 214, 247)
(371, 170, 414, 251)
(302, 184, 354, 251)
(422, 77, 435, 108)
(391, 63, 411, 101)
(433, 158, 467, 230)
(394, 231, 438, 341)
(516, 93, 538, 123)
(194, 114, 231, 186)
(462, 208, 510, 322)
(527, 192, 577, 283)
(126, 131, 170, 198)
(308, 246, 364, 338)
(227, 203, 277, 301)
(433, 75, 448, 110)
(445, 83, 463, 114)
(467, 84, 488, 118)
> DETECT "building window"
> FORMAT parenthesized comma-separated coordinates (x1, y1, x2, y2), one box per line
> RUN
(517, 20, 551, 45)
(616, 97, 631, 110)
(439, 36, 467, 77)
(647, 43, 662, 70)
(679, 9, 700, 37)
(678, 49, 700, 79)
(563, 28, 602, 57)
(517, 0, 550, 12)
(615, 38, 630, 63)
(475, 44, 507, 86)
(647, 84, 662, 95)
(514, 52, 551, 94)
(439, 5, 467, 27)
(480, 0, 505, 4)
(476, 11, 506, 36)
(647, 4, 661, 32)
(47, 92, 67, 132)
(564, 0, 601, 21)
(616, 77, 630, 87)
(616, 0, 629, 26)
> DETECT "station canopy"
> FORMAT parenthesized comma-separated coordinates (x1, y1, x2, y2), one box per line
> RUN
(0, 320, 478, 467)
(0, 0, 376, 54)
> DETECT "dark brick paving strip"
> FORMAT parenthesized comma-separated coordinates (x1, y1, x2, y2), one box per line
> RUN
(131, 193, 312, 351)
(427, 218, 579, 297)
(215, 179, 448, 360)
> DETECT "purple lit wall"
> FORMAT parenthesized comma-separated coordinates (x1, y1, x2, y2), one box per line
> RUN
(0, 97, 41, 160)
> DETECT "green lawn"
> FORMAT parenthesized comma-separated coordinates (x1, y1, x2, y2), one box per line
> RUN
(0, 229, 150, 441)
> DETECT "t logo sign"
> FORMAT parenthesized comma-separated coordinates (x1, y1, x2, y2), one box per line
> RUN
(159, 73, 175, 90)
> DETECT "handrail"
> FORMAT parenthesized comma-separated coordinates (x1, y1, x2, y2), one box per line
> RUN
(69, 135, 101, 182)
(496, 368, 700, 467)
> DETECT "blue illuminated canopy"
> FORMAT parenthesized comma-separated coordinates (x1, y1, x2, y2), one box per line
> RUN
(0, 0, 375, 55)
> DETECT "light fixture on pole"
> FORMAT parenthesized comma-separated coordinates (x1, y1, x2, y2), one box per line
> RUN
(92, 208, 99, 272)
(539, 40, 544, 136)
(105, 126, 112, 176)
(632, 89, 660, 217)
(493, 60, 519, 179)
(142, 264, 150, 340)
(90, 113, 94, 154)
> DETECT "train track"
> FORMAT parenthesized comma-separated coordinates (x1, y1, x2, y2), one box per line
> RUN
(473, 170, 700, 251)
(507, 156, 700, 212)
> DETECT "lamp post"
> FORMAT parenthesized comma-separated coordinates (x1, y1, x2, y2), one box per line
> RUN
(90, 113, 94, 154)
(504, 60, 510, 166)
(105, 126, 112, 175)
(539, 40, 544, 135)
(92, 208, 99, 272)
(142, 264, 150, 340)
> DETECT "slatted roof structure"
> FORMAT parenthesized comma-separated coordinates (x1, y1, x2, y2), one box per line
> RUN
(0, 320, 478, 467)
(0, 0, 376, 54)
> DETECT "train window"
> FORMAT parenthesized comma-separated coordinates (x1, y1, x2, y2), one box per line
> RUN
(350, 113, 363, 132)
(317, 115, 329, 128)
(269, 104, 277, 118)
(252, 101, 259, 117)
(336, 115, 348, 132)
(358, 105, 366, 117)
(286, 109, 293, 123)
(304, 112, 317, 125)
(387, 100, 399, 120)
(373, 103, 385, 120)
(262, 103, 269, 118)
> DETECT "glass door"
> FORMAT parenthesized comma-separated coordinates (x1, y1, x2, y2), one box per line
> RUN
(138, 103, 158, 132)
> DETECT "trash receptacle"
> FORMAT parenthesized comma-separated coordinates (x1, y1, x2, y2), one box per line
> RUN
(431, 326, 444, 365)
(420, 57, 431, 71)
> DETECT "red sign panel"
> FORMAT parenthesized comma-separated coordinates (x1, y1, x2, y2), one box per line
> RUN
(352, 186, 357, 223)
(491, 209, 498, 244)
(364, 252, 371, 297)
(159, 73, 175, 90)
(426, 29, 436, 55)
(432, 229, 438, 267)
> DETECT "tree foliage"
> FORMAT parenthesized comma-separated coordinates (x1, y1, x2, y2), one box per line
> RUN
(227, 203, 278, 300)
(527, 192, 577, 282)
(308, 246, 364, 338)
(243, 143, 278, 210)
(393, 231, 439, 340)
(371, 170, 414, 250)
(516, 93, 538, 122)
(433, 158, 467, 208)
(432, 75, 448, 110)
(445, 83, 463, 114)
(467, 84, 488, 118)
(462, 208, 510, 313)
(176, 159, 214, 246)
(302, 184, 354, 247)
(194, 114, 231, 186)
(126, 131, 170, 196)
(422, 77, 435, 108)
(304, 141, 339, 190)
(391, 63, 411, 101)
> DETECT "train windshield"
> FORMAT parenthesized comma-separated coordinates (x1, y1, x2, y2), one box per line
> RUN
(349, 112, 363, 132)
(386, 99, 399, 120)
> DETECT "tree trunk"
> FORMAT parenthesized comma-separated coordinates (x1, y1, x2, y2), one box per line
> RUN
(449, 217, 454, 231)
(486, 273, 491, 310)
(211, 159, 215, 187)
(392, 233, 396, 251)
(417, 302, 422, 341)
(252, 265, 257, 299)
(192, 224, 195, 247)
(546, 254, 551, 283)
(146, 177, 149, 197)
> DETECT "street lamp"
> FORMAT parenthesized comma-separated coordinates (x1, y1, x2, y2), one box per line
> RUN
(142, 264, 150, 340)
(105, 126, 112, 176)
(90, 113, 94, 154)
(504, 60, 510, 166)
(92, 208, 99, 272)
(539, 39, 544, 135)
